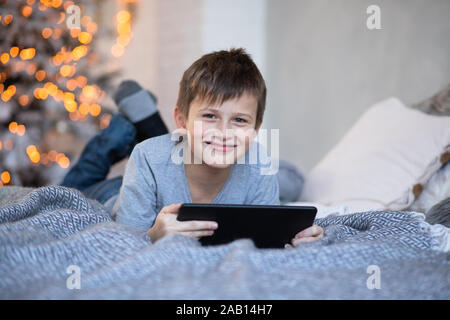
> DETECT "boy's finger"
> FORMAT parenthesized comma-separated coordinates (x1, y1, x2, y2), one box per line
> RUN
(177, 220, 218, 231)
(295, 225, 322, 238)
(164, 203, 182, 214)
(292, 237, 318, 246)
(181, 230, 214, 238)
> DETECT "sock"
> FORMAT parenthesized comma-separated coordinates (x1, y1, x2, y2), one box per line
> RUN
(113, 80, 168, 142)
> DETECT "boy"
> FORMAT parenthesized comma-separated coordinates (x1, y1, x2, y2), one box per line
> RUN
(111, 48, 323, 247)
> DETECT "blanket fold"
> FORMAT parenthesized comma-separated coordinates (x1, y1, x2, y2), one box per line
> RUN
(0, 186, 448, 299)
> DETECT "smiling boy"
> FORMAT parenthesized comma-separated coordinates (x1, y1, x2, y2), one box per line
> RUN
(112, 48, 323, 246)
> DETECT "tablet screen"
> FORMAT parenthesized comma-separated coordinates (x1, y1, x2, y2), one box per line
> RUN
(177, 203, 317, 248)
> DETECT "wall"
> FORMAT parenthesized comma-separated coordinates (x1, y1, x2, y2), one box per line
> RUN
(116, 0, 450, 175)
(265, 0, 450, 171)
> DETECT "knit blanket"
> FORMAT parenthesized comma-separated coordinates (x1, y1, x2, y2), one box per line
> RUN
(0, 186, 449, 299)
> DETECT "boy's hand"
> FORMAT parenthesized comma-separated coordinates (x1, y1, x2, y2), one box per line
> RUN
(146, 203, 218, 243)
(284, 225, 324, 249)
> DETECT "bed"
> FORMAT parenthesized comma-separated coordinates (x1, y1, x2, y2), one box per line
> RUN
(0, 186, 449, 299)
(1, 90, 449, 299)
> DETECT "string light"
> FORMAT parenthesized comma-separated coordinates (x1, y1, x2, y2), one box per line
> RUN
(22, 6, 33, 18)
(1, 85, 17, 102)
(89, 103, 101, 117)
(1, 171, 11, 184)
(8, 122, 18, 133)
(19, 48, 36, 60)
(35, 69, 46, 81)
(71, 45, 88, 60)
(78, 32, 92, 44)
(56, 12, 65, 24)
(0, 1, 137, 186)
(26, 63, 37, 75)
(3, 15, 13, 25)
(111, 44, 124, 58)
(111, 4, 134, 58)
(26, 145, 40, 163)
(59, 64, 75, 77)
(18, 95, 30, 107)
(42, 27, 52, 39)
(10, 47, 19, 57)
(66, 79, 77, 91)
(57, 155, 70, 168)
(17, 125, 26, 136)
(0, 53, 9, 64)
(24, 145, 70, 168)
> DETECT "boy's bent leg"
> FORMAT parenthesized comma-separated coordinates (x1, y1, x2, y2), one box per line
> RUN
(114, 80, 169, 142)
(60, 114, 137, 191)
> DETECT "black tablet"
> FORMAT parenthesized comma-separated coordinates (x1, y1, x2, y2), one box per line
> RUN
(177, 203, 317, 248)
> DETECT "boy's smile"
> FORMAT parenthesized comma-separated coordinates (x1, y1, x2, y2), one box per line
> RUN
(203, 140, 237, 153)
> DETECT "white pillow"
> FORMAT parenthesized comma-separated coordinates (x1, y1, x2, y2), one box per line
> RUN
(301, 97, 450, 212)
(286, 201, 351, 219)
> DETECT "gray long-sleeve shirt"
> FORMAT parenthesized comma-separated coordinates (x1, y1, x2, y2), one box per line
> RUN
(111, 133, 280, 231)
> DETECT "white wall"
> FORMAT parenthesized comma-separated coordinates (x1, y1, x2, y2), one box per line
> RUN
(112, 0, 159, 92)
(265, 0, 450, 171)
(116, 0, 450, 175)
(202, 0, 267, 77)
(116, 0, 203, 129)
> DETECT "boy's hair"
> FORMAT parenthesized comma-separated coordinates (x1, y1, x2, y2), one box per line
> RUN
(176, 48, 266, 127)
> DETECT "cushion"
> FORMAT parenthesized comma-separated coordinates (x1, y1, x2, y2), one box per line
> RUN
(286, 200, 350, 219)
(408, 161, 450, 214)
(277, 159, 305, 202)
(425, 196, 450, 227)
(301, 97, 450, 212)
(411, 84, 450, 116)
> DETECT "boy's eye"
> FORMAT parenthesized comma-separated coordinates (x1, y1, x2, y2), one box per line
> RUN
(234, 118, 247, 123)
(203, 113, 216, 119)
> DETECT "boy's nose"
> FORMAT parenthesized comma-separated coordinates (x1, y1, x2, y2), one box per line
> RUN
(204, 121, 236, 142)
(216, 120, 233, 133)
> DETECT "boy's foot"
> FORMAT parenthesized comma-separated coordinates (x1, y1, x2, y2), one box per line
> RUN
(113, 80, 168, 142)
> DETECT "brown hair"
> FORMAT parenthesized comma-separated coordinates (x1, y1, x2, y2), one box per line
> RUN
(176, 48, 266, 127)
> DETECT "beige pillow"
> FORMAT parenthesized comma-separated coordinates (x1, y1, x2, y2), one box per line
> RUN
(301, 97, 450, 212)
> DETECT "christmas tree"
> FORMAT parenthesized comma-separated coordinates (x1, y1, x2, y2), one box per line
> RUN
(0, 0, 136, 187)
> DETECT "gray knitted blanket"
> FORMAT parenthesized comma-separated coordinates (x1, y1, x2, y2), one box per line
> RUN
(0, 186, 448, 299)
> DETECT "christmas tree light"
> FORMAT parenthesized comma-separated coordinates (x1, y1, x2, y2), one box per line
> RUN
(0, 0, 138, 187)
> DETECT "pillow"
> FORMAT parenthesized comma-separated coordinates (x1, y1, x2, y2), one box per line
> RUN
(277, 159, 305, 202)
(411, 84, 450, 116)
(286, 200, 350, 219)
(425, 196, 450, 227)
(408, 161, 450, 214)
(301, 97, 450, 212)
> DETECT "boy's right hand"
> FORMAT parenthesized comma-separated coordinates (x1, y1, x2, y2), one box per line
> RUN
(146, 203, 218, 243)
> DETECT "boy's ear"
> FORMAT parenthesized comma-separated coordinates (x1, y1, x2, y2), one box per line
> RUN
(173, 106, 186, 129)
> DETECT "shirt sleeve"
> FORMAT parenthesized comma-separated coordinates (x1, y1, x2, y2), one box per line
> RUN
(246, 169, 280, 205)
(112, 144, 158, 231)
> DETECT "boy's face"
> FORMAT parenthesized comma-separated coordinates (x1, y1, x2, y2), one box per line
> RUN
(175, 93, 261, 168)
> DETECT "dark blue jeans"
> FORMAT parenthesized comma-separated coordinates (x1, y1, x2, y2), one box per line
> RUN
(60, 114, 137, 204)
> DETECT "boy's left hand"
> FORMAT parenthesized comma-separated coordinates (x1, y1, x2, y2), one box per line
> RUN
(284, 225, 324, 248)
